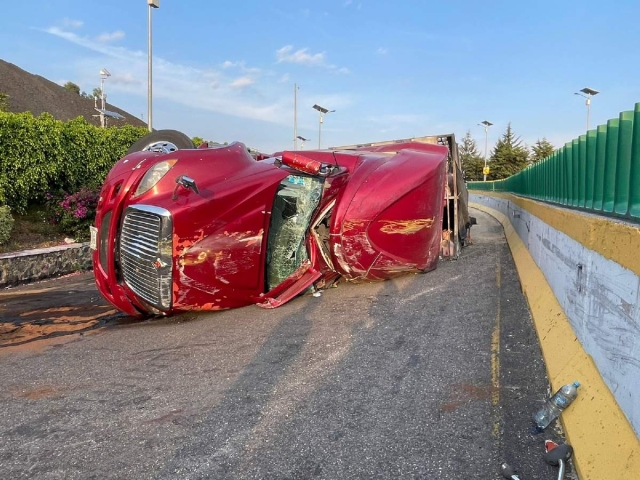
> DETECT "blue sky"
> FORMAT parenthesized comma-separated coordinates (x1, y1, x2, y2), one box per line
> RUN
(2, 0, 640, 153)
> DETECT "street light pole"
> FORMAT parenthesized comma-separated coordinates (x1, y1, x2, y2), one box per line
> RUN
(293, 83, 298, 150)
(479, 120, 493, 181)
(312, 104, 334, 149)
(147, 0, 159, 132)
(574, 87, 599, 131)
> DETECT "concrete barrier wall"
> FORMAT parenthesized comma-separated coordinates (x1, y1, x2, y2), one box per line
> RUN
(471, 192, 640, 437)
(470, 193, 640, 480)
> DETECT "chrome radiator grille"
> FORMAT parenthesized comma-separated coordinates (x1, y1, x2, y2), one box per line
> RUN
(119, 205, 173, 310)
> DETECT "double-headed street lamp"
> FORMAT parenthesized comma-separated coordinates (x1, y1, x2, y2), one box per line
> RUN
(147, 0, 160, 132)
(574, 87, 599, 131)
(313, 104, 335, 149)
(479, 120, 493, 181)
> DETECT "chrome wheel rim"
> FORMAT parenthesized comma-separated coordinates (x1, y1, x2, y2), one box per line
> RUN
(142, 141, 180, 154)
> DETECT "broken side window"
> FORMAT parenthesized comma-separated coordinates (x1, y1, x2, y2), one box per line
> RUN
(266, 175, 323, 290)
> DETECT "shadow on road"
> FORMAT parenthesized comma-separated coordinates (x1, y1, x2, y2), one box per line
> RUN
(158, 299, 320, 478)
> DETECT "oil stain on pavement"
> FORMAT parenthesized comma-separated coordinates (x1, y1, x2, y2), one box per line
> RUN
(0, 272, 128, 350)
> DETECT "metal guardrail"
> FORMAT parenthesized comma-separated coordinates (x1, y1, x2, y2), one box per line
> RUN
(468, 102, 640, 222)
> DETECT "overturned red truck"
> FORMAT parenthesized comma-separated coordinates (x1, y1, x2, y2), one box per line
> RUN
(91, 130, 470, 316)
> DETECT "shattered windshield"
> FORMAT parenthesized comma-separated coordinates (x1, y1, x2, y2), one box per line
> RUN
(266, 174, 324, 290)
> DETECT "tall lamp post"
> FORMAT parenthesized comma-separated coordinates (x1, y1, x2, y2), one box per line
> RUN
(574, 87, 599, 131)
(297, 135, 309, 150)
(293, 83, 299, 150)
(313, 104, 334, 149)
(479, 120, 493, 181)
(147, 0, 160, 132)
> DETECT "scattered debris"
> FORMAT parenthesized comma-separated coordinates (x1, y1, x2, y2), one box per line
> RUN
(500, 462, 521, 480)
(532, 381, 580, 433)
(544, 442, 573, 480)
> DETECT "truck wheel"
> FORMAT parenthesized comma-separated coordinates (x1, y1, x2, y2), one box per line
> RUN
(127, 129, 194, 155)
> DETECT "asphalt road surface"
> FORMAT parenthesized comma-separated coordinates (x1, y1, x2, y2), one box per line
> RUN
(0, 209, 576, 479)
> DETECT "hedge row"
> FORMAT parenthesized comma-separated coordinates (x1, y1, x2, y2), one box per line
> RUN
(0, 112, 148, 212)
(0, 205, 13, 244)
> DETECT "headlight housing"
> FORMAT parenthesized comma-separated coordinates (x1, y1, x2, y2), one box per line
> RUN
(134, 159, 177, 197)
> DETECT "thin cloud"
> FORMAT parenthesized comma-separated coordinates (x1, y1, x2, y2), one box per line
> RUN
(222, 60, 261, 75)
(276, 45, 325, 66)
(41, 26, 291, 125)
(96, 30, 125, 43)
(229, 76, 255, 88)
(377, 47, 388, 55)
(110, 72, 141, 86)
(278, 73, 290, 83)
(343, 0, 353, 6)
(275, 45, 348, 74)
(366, 113, 430, 125)
(61, 18, 83, 29)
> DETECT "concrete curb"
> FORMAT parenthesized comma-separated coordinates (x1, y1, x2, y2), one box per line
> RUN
(470, 202, 640, 480)
(0, 243, 92, 288)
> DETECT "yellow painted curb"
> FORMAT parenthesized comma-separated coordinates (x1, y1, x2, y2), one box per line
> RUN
(470, 201, 640, 480)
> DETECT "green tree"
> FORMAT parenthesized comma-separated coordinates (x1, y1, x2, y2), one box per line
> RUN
(531, 137, 554, 163)
(0, 93, 9, 112)
(459, 130, 485, 181)
(488, 123, 529, 180)
(92, 87, 102, 99)
(192, 136, 204, 146)
(63, 81, 81, 95)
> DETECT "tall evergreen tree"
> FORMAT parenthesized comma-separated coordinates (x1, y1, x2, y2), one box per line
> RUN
(488, 123, 529, 180)
(459, 130, 484, 181)
(531, 138, 555, 163)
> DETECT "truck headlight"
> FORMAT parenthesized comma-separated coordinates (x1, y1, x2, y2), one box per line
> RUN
(134, 159, 177, 197)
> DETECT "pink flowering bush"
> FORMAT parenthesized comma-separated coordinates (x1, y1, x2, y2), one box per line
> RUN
(45, 187, 99, 241)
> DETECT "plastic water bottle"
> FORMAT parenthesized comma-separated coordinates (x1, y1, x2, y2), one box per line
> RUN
(532, 381, 580, 431)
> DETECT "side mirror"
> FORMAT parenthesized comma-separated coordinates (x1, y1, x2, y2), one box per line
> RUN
(172, 175, 200, 200)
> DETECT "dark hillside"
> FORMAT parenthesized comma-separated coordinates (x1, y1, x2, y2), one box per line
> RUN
(0, 59, 146, 128)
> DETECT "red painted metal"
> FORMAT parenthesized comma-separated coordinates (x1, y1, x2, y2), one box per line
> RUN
(254, 260, 323, 309)
(281, 151, 324, 175)
(93, 140, 448, 316)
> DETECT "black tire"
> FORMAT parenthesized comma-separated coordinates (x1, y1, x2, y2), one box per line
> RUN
(126, 129, 195, 155)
